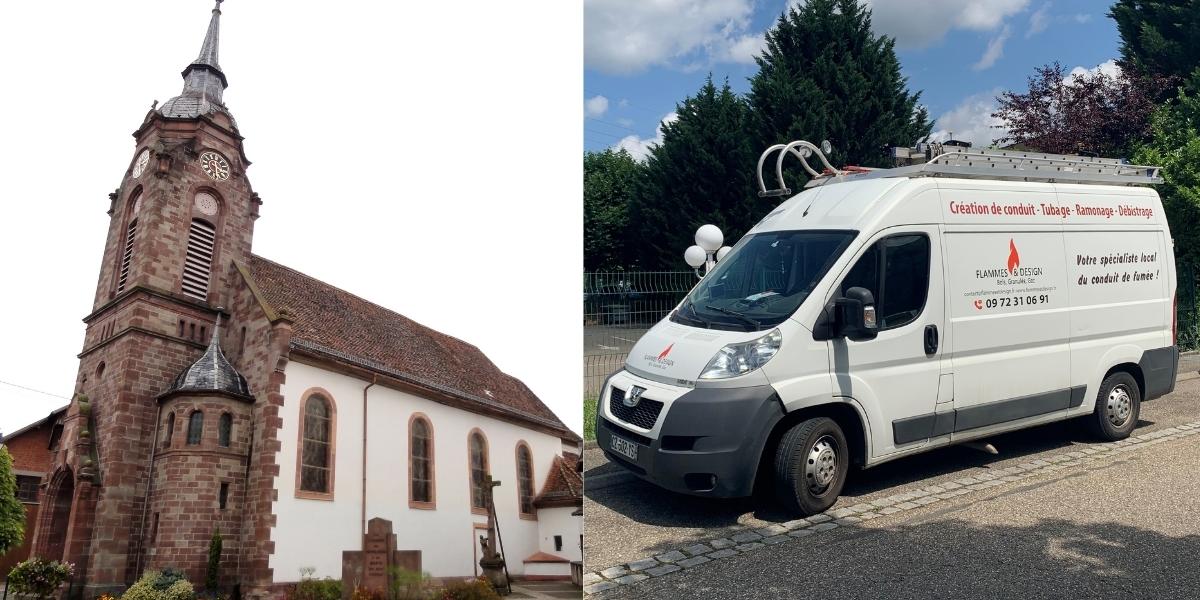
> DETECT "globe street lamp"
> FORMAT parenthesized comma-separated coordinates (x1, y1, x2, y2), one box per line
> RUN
(685, 224, 732, 278)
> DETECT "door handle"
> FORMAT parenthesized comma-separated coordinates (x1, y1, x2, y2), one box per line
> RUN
(924, 324, 939, 356)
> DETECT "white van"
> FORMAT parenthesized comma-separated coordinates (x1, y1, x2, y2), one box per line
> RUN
(595, 142, 1179, 515)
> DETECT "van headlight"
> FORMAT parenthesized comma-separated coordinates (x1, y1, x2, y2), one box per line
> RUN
(699, 329, 782, 379)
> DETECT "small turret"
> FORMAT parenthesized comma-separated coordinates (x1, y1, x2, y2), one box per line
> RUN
(163, 314, 251, 400)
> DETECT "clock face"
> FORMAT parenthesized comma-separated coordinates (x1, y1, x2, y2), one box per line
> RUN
(194, 192, 219, 216)
(199, 151, 231, 181)
(132, 149, 150, 178)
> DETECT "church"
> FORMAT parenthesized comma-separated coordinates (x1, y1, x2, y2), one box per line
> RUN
(19, 3, 582, 598)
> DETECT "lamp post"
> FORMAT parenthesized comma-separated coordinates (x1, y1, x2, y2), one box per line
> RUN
(685, 224, 732, 278)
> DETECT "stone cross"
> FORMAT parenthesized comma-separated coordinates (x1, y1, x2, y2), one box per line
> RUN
(478, 476, 509, 594)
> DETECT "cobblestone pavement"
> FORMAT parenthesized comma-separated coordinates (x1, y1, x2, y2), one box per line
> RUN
(584, 374, 1200, 597)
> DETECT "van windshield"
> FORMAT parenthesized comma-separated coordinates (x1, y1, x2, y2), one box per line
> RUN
(673, 230, 856, 331)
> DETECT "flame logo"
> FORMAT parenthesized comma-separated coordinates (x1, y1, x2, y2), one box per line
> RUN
(1007, 239, 1020, 273)
(658, 344, 674, 360)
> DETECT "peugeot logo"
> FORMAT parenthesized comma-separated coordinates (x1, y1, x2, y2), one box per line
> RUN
(623, 386, 646, 408)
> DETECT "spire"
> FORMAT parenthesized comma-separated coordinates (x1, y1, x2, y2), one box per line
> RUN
(194, 0, 223, 72)
(159, 1, 233, 122)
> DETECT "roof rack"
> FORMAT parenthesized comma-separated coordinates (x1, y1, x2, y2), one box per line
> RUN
(756, 140, 1163, 196)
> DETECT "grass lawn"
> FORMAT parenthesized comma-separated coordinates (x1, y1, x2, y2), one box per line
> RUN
(583, 396, 597, 441)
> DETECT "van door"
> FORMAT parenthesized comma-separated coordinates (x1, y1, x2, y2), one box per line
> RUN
(943, 229, 1072, 433)
(827, 225, 947, 457)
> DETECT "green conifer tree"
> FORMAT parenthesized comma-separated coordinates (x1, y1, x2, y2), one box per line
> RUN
(629, 76, 761, 269)
(748, 0, 930, 185)
(0, 445, 26, 555)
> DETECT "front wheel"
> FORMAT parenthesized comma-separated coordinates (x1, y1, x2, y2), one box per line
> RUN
(773, 417, 849, 516)
(1086, 372, 1141, 441)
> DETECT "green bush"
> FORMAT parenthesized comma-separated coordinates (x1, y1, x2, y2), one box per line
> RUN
(287, 577, 341, 600)
(7, 558, 75, 600)
(122, 570, 195, 600)
(436, 579, 499, 600)
(205, 530, 223, 591)
(388, 568, 430, 600)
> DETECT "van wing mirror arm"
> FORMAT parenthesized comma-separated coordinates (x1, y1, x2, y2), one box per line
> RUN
(812, 300, 838, 341)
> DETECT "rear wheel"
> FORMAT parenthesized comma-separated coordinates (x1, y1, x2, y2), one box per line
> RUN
(773, 417, 849, 516)
(1087, 371, 1140, 441)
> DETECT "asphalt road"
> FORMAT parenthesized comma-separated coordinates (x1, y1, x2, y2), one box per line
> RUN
(585, 374, 1200, 598)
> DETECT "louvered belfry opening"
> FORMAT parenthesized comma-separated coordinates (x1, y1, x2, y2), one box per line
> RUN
(183, 218, 216, 301)
(117, 219, 138, 292)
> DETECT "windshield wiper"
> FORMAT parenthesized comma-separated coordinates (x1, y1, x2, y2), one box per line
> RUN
(682, 301, 711, 327)
(704, 305, 761, 329)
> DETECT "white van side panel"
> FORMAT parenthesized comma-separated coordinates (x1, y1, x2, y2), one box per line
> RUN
(935, 180, 1070, 435)
(1064, 229, 1170, 413)
(942, 228, 1073, 424)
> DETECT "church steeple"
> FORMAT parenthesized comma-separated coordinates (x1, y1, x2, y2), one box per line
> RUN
(160, 1, 231, 121)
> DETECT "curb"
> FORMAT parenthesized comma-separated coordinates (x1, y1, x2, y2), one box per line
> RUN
(582, 420, 1200, 596)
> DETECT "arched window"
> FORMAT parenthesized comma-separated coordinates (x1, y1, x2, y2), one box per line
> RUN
(182, 215, 216, 301)
(187, 411, 204, 445)
(409, 415, 435, 508)
(163, 412, 175, 447)
(117, 191, 142, 293)
(218, 413, 233, 447)
(516, 443, 535, 518)
(468, 430, 489, 513)
(298, 393, 335, 497)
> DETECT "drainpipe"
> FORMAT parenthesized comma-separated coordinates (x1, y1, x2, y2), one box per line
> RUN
(362, 375, 377, 535)
(135, 404, 163, 577)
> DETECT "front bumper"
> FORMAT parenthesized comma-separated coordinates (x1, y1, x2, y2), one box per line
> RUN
(594, 372, 785, 497)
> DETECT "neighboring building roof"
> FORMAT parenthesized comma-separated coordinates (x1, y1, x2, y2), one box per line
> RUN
(163, 319, 252, 400)
(244, 255, 578, 441)
(0, 405, 68, 443)
(534, 454, 583, 509)
(523, 551, 569, 564)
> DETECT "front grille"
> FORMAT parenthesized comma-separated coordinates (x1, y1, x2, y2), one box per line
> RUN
(600, 417, 652, 446)
(608, 386, 664, 430)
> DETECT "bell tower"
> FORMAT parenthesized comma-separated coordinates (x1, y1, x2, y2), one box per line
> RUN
(93, 0, 259, 312)
(31, 3, 262, 596)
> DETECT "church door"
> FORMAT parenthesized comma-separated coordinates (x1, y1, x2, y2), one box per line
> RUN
(44, 471, 75, 561)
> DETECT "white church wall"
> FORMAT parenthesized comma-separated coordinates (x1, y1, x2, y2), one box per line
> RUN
(536, 506, 582, 562)
(270, 360, 570, 582)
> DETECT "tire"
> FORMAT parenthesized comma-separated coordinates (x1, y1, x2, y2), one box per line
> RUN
(773, 417, 849, 516)
(1086, 371, 1141, 441)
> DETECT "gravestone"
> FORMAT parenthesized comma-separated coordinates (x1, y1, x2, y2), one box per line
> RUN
(342, 518, 422, 600)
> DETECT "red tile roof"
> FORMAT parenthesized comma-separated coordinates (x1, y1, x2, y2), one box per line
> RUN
(534, 453, 583, 509)
(244, 255, 577, 440)
(522, 551, 569, 563)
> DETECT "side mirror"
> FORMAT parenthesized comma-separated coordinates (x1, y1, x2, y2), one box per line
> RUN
(836, 287, 878, 341)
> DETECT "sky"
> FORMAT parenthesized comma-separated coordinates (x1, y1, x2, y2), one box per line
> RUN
(0, 1, 581, 435)
(584, 0, 1123, 158)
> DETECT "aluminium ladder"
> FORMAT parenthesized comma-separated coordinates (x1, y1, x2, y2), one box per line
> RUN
(756, 140, 1163, 198)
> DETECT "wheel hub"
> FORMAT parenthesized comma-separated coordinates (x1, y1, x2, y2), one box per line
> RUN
(805, 436, 838, 494)
(1107, 385, 1132, 427)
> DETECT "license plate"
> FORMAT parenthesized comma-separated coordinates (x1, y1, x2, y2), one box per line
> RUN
(609, 434, 639, 462)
